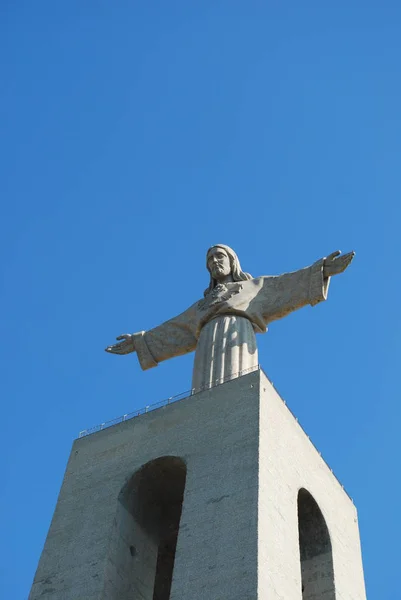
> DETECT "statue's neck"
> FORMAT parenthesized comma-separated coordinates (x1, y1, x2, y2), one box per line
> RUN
(214, 274, 234, 286)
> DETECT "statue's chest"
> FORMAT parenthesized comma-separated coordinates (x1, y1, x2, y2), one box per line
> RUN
(197, 283, 243, 312)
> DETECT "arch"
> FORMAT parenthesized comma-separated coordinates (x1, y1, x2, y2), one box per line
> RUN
(297, 488, 335, 599)
(107, 456, 187, 600)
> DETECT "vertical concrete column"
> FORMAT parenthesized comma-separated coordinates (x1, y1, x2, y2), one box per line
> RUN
(29, 372, 260, 599)
(257, 373, 366, 599)
(29, 370, 366, 600)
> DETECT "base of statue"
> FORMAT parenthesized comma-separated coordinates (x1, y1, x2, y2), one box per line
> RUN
(29, 369, 366, 600)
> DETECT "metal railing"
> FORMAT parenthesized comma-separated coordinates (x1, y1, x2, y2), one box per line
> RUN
(78, 365, 260, 438)
(77, 364, 352, 501)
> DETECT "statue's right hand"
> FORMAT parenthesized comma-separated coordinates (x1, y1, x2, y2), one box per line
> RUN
(105, 334, 136, 355)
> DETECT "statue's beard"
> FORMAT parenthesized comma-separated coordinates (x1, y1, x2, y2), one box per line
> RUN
(212, 267, 226, 279)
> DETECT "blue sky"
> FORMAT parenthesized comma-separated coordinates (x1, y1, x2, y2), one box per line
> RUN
(1, 2, 400, 597)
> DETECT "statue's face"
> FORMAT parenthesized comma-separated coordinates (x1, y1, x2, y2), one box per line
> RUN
(207, 247, 231, 281)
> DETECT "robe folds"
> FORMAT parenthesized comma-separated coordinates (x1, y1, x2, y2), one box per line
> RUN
(133, 259, 330, 391)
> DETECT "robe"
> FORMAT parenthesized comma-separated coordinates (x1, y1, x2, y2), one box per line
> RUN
(133, 258, 330, 392)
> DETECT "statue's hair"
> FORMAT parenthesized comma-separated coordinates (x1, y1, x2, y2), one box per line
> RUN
(204, 244, 252, 296)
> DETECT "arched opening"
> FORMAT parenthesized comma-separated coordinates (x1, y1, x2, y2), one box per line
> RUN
(297, 488, 335, 599)
(108, 456, 187, 600)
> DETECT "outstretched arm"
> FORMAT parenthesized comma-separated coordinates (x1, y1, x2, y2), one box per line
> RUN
(259, 250, 354, 325)
(105, 303, 199, 370)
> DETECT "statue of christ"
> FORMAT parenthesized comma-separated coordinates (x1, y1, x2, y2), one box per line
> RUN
(106, 245, 354, 391)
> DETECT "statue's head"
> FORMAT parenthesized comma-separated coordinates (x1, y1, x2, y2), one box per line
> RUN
(204, 244, 252, 296)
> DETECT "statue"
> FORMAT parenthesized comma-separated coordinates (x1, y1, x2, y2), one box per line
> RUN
(106, 245, 354, 391)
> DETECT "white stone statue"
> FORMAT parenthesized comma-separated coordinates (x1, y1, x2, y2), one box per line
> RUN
(106, 245, 354, 391)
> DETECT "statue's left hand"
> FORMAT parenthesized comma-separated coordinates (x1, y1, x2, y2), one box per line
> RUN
(323, 250, 355, 278)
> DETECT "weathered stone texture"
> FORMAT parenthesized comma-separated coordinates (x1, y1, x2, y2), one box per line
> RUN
(258, 379, 366, 599)
(29, 370, 366, 599)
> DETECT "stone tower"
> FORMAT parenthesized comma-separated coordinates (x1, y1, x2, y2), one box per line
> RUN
(29, 368, 366, 599)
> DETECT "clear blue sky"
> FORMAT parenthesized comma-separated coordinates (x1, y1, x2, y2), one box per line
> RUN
(1, 2, 400, 598)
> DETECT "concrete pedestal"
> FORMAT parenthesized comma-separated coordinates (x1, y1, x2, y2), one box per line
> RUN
(29, 369, 366, 599)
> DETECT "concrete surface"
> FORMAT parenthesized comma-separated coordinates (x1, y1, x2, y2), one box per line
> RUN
(29, 369, 366, 599)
